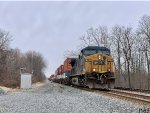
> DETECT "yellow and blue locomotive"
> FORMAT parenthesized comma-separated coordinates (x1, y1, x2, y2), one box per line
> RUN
(70, 46, 115, 89)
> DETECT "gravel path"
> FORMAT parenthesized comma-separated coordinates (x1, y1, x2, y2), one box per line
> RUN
(0, 82, 145, 113)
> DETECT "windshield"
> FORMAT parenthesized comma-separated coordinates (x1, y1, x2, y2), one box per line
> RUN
(83, 50, 97, 55)
(83, 49, 110, 55)
(98, 50, 110, 55)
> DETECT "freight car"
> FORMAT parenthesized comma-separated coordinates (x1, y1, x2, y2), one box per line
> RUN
(63, 58, 75, 84)
(69, 46, 115, 89)
(50, 65, 64, 83)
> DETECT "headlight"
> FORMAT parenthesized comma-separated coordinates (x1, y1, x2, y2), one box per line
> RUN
(99, 55, 101, 59)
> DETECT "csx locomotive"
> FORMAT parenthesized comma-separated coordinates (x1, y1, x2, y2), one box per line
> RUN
(51, 46, 115, 89)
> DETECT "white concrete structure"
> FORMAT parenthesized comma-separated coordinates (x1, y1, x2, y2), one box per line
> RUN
(21, 73, 32, 89)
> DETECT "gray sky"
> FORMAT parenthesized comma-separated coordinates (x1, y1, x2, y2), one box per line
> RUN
(0, 1, 150, 77)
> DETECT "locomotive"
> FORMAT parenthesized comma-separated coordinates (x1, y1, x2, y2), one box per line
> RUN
(51, 46, 115, 89)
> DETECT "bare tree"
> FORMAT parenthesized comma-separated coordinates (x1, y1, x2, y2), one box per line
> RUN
(111, 25, 122, 75)
(120, 26, 134, 88)
(80, 26, 110, 48)
(0, 29, 11, 50)
(137, 15, 150, 75)
(25, 51, 47, 82)
(63, 50, 79, 58)
(111, 25, 134, 88)
(0, 29, 11, 82)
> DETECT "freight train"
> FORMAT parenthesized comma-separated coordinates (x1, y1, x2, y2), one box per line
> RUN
(49, 46, 115, 89)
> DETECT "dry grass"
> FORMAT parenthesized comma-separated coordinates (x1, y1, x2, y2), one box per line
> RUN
(115, 73, 150, 90)
(0, 80, 20, 88)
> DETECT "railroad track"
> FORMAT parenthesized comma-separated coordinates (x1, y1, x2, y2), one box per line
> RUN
(106, 89, 150, 106)
(73, 86, 150, 106)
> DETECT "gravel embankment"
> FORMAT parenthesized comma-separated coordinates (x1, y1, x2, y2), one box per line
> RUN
(0, 88, 6, 95)
(0, 82, 145, 113)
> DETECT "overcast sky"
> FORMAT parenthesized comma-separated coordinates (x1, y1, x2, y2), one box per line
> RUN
(0, 1, 150, 77)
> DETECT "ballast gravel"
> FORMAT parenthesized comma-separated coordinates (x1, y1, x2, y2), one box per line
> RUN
(0, 88, 6, 95)
(0, 82, 145, 113)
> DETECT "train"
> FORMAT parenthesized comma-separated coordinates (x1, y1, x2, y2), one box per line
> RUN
(49, 46, 115, 89)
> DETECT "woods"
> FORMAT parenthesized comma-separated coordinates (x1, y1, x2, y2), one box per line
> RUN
(0, 29, 47, 88)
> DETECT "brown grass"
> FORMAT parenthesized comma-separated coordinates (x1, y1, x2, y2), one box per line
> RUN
(0, 80, 20, 88)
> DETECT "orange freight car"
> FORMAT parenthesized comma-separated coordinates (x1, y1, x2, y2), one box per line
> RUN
(63, 58, 72, 72)
(58, 65, 64, 75)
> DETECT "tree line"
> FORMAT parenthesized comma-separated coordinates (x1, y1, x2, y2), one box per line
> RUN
(0, 29, 46, 88)
(66, 15, 150, 90)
